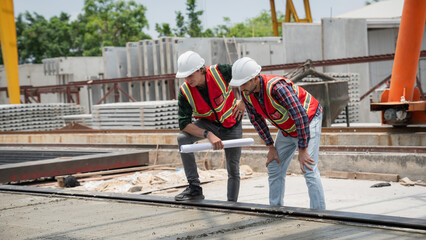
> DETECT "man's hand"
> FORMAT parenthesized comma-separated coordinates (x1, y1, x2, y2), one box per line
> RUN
(266, 145, 280, 167)
(298, 148, 315, 173)
(232, 99, 246, 121)
(206, 131, 224, 150)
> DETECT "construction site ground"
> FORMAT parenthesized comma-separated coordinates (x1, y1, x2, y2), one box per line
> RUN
(25, 167, 426, 219)
(1, 169, 426, 239)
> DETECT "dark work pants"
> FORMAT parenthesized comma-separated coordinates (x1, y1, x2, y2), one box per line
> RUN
(177, 119, 242, 202)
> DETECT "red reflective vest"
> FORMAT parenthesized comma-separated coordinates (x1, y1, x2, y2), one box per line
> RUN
(180, 65, 237, 128)
(243, 75, 319, 137)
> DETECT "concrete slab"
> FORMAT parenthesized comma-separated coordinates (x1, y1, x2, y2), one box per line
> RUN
(151, 173, 426, 220)
(0, 187, 425, 239)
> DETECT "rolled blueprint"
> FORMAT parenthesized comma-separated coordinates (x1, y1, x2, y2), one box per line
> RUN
(180, 138, 254, 153)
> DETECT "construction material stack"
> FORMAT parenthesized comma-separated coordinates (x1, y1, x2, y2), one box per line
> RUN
(91, 101, 179, 130)
(0, 103, 84, 132)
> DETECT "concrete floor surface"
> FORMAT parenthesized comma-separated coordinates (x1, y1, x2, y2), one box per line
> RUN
(151, 173, 426, 220)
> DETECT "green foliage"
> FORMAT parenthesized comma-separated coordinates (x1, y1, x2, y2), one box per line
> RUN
(365, 0, 381, 5)
(8, 0, 151, 63)
(158, 0, 283, 39)
(164, 0, 204, 37)
(155, 23, 173, 37)
(186, 0, 203, 37)
(14, 12, 76, 63)
(173, 11, 187, 37)
(5, 0, 283, 64)
(76, 0, 150, 56)
(225, 10, 284, 37)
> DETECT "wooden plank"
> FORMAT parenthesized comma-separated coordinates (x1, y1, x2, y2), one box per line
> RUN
(326, 171, 356, 179)
(326, 171, 399, 182)
(355, 172, 399, 182)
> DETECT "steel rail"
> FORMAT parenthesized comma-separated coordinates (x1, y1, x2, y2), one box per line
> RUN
(1, 185, 425, 231)
(0, 126, 425, 134)
(0, 143, 424, 153)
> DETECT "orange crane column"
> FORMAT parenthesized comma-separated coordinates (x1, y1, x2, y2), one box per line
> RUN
(388, 0, 426, 102)
(0, 0, 21, 104)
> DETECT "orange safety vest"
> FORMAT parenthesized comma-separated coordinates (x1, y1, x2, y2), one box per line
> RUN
(180, 65, 237, 128)
(243, 75, 319, 137)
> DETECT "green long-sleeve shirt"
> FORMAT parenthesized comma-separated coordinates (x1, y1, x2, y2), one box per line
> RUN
(177, 64, 240, 134)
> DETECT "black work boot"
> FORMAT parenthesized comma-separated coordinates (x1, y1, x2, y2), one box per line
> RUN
(175, 185, 204, 201)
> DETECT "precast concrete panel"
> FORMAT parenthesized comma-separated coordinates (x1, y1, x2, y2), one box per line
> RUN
(210, 38, 238, 64)
(142, 40, 156, 101)
(115, 47, 129, 102)
(162, 37, 177, 100)
(240, 43, 274, 75)
(137, 41, 147, 101)
(152, 39, 164, 100)
(367, 28, 398, 123)
(60, 57, 104, 111)
(270, 44, 285, 76)
(156, 38, 173, 100)
(126, 42, 141, 101)
(102, 47, 123, 103)
(176, 38, 213, 66)
(164, 37, 182, 99)
(322, 18, 371, 123)
(367, 28, 397, 87)
(282, 23, 323, 72)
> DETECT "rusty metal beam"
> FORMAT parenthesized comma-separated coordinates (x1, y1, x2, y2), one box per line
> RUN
(2, 51, 425, 95)
(0, 150, 149, 183)
(263, 50, 426, 71)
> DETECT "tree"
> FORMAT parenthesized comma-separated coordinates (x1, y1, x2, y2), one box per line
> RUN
(76, 0, 151, 56)
(186, 0, 203, 37)
(3, 0, 152, 64)
(365, 0, 381, 5)
(14, 12, 75, 63)
(155, 23, 173, 37)
(173, 11, 187, 37)
(224, 10, 283, 37)
(158, 0, 204, 38)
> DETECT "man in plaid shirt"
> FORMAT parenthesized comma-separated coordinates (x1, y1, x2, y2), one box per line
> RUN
(230, 57, 325, 209)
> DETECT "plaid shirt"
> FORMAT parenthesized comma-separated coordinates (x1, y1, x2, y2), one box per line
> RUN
(244, 76, 322, 149)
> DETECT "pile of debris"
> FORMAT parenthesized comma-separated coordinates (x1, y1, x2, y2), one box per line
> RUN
(50, 165, 255, 195)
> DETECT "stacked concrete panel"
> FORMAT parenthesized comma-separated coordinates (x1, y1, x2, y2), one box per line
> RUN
(0, 103, 84, 132)
(63, 114, 93, 127)
(100, 37, 285, 104)
(91, 101, 178, 130)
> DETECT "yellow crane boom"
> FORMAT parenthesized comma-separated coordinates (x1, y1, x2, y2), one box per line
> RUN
(270, 0, 312, 36)
(0, 0, 21, 104)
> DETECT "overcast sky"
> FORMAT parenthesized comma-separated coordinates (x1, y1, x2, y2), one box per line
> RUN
(13, 0, 371, 38)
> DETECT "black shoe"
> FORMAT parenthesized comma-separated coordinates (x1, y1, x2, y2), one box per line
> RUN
(175, 186, 205, 201)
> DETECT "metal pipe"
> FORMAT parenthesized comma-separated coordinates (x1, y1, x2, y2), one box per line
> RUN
(388, 0, 426, 102)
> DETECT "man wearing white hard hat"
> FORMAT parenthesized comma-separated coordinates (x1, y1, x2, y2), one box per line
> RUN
(229, 57, 325, 209)
(175, 51, 245, 201)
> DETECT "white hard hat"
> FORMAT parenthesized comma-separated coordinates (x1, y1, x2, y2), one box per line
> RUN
(229, 57, 261, 87)
(176, 51, 205, 78)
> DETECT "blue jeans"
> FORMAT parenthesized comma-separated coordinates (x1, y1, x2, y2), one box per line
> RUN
(267, 113, 326, 209)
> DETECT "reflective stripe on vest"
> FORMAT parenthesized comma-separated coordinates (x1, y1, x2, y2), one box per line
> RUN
(180, 65, 237, 126)
(243, 75, 319, 137)
(266, 77, 296, 134)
